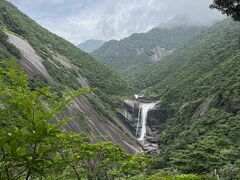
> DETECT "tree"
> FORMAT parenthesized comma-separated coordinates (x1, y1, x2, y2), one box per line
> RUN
(0, 59, 146, 179)
(210, 0, 240, 21)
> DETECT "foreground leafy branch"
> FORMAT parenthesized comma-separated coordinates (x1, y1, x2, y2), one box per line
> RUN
(0, 59, 146, 179)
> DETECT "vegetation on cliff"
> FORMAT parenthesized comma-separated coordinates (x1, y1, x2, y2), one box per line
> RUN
(133, 19, 240, 178)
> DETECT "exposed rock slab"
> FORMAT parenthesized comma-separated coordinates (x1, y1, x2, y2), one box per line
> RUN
(150, 46, 174, 62)
(7, 32, 53, 83)
(7, 32, 141, 154)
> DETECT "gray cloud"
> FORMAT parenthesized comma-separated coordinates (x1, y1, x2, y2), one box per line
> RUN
(9, 0, 224, 45)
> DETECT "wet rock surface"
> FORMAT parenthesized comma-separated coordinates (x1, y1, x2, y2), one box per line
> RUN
(118, 100, 167, 136)
(118, 99, 166, 155)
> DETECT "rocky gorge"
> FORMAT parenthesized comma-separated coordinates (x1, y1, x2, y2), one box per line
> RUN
(117, 92, 240, 155)
(117, 96, 169, 155)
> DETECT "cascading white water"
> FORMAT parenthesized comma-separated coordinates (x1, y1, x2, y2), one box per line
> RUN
(137, 103, 156, 142)
(135, 107, 141, 136)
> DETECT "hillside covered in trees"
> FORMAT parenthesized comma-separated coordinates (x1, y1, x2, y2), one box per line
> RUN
(92, 25, 206, 76)
(131, 19, 240, 177)
(0, 0, 240, 179)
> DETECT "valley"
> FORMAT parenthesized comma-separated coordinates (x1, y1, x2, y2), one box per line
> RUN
(0, 0, 240, 179)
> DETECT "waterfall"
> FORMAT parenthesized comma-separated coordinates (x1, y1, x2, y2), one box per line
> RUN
(137, 103, 156, 142)
(135, 107, 141, 136)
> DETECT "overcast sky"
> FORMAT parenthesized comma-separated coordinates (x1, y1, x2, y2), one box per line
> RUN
(8, 0, 224, 45)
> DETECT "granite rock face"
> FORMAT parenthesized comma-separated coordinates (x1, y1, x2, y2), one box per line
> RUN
(179, 99, 203, 117)
(150, 46, 174, 62)
(194, 93, 222, 118)
(178, 93, 223, 120)
(118, 100, 168, 136)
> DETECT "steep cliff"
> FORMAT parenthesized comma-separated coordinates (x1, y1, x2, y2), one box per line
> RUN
(0, 0, 140, 153)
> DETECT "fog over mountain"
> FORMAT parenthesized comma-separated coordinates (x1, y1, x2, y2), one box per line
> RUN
(8, 0, 224, 45)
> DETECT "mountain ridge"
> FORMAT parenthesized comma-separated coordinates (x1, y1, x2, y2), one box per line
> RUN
(78, 39, 105, 53)
(132, 19, 240, 174)
(92, 24, 207, 77)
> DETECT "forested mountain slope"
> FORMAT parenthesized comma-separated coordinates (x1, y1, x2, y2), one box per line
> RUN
(134, 19, 240, 175)
(78, 39, 105, 53)
(0, 0, 140, 153)
(135, 19, 240, 108)
(92, 25, 206, 76)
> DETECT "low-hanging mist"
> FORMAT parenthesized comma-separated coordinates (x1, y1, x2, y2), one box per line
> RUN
(9, 0, 224, 44)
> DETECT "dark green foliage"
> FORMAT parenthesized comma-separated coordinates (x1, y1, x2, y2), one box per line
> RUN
(0, 30, 20, 58)
(92, 26, 206, 76)
(28, 75, 48, 90)
(210, 0, 240, 21)
(134, 19, 240, 109)
(154, 109, 240, 177)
